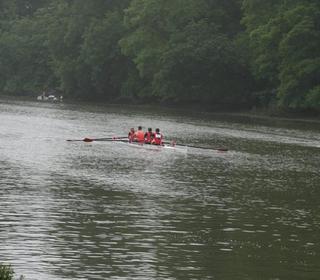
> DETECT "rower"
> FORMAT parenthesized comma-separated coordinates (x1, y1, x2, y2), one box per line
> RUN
(152, 128, 163, 145)
(134, 126, 145, 143)
(128, 127, 135, 142)
(144, 128, 154, 144)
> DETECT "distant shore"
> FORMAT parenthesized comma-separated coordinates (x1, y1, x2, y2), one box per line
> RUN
(1, 94, 319, 127)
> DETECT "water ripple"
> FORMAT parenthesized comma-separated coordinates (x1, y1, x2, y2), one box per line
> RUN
(0, 99, 320, 279)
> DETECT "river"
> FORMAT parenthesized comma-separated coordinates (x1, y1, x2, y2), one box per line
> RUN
(0, 98, 319, 280)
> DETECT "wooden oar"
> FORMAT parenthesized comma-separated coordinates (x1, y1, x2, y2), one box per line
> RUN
(163, 141, 228, 152)
(67, 136, 128, 142)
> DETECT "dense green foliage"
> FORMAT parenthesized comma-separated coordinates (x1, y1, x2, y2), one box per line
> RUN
(0, 263, 14, 280)
(0, 263, 24, 280)
(242, 0, 320, 110)
(0, 0, 319, 111)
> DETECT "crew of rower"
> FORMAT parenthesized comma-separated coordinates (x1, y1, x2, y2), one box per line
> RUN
(128, 126, 163, 145)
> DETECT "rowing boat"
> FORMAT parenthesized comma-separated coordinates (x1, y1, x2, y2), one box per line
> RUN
(67, 136, 227, 152)
(113, 139, 188, 153)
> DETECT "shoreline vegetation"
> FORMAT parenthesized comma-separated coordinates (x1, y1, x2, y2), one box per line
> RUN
(0, 263, 24, 280)
(0, 1, 319, 114)
(1, 94, 319, 129)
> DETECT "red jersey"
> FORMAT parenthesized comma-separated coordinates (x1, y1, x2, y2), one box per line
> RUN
(144, 131, 154, 144)
(128, 130, 135, 142)
(152, 132, 163, 145)
(134, 130, 145, 142)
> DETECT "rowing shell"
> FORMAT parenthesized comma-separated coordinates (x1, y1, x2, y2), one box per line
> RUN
(114, 140, 188, 153)
(67, 137, 227, 152)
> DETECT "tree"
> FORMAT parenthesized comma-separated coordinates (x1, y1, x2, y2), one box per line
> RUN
(79, 11, 130, 100)
(46, 0, 131, 99)
(278, 3, 320, 109)
(0, 15, 54, 94)
(120, 0, 252, 107)
(242, 0, 320, 110)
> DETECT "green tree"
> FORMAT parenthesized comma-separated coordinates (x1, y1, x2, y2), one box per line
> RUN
(46, 0, 130, 99)
(242, 0, 320, 110)
(121, 0, 252, 107)
(0, 0, 57, 95)
(0, 263, 14, 280)
(0, 15, 54, 94)
(78, 11, 130, 100)
(278, 3, 320, 109)
(0, 0, 16, 22)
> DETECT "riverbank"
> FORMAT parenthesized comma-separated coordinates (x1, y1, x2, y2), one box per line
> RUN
(1, 94, 319, 128)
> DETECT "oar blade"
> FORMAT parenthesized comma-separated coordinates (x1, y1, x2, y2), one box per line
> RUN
(66, 139, 84, 142)
(216, 148, 228, 152)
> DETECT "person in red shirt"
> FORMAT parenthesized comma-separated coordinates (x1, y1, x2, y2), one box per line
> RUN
(128, 128, 135, 142)
(134, 126, 145, 143)
(144, 128, 154, 144)
(152, 128, 163, 145)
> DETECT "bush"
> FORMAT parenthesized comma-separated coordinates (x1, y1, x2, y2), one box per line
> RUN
(0, 264, 24, 280)
(0, 264, 14, 280)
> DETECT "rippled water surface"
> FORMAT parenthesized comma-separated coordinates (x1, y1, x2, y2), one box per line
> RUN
(1, 98, 320, 280)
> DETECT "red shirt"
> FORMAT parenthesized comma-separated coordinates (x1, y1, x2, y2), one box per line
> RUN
(144, 132, 154, 143)
(134, 130, 145, 142)
(128, 131, 135, 142)
(152, 132, 163, 145)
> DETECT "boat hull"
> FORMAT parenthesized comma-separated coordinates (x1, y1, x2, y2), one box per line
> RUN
(114, 140, 187, 152)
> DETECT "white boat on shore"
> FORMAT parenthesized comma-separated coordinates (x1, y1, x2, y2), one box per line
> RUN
(37, 94, 63, 102)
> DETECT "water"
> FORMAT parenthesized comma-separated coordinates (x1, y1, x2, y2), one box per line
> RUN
(0, 98, 320, 280)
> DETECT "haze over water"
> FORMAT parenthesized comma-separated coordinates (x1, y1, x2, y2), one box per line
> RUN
(0, 98, 320, 280)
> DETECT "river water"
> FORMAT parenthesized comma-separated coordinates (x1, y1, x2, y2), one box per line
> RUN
(0, 98, 319, 280)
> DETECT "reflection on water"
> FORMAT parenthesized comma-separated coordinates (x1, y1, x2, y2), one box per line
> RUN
(0, 99, 320, 279)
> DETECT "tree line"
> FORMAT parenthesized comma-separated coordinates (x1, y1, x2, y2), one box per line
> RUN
(0, 0, 319, 112)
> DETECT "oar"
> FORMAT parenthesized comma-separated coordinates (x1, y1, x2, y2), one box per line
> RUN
(92, 136, 128, 142)
(164, 141, 228, 152)
(67, 136, 127, 142)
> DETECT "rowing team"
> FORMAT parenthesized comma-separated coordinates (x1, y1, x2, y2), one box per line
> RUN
(128, 126, 164, 145)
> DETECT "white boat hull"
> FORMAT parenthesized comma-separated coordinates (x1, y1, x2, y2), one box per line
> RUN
(114, 140, 187, 153)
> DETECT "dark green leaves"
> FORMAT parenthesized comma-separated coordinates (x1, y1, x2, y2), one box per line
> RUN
(0, 0, 318, 111)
